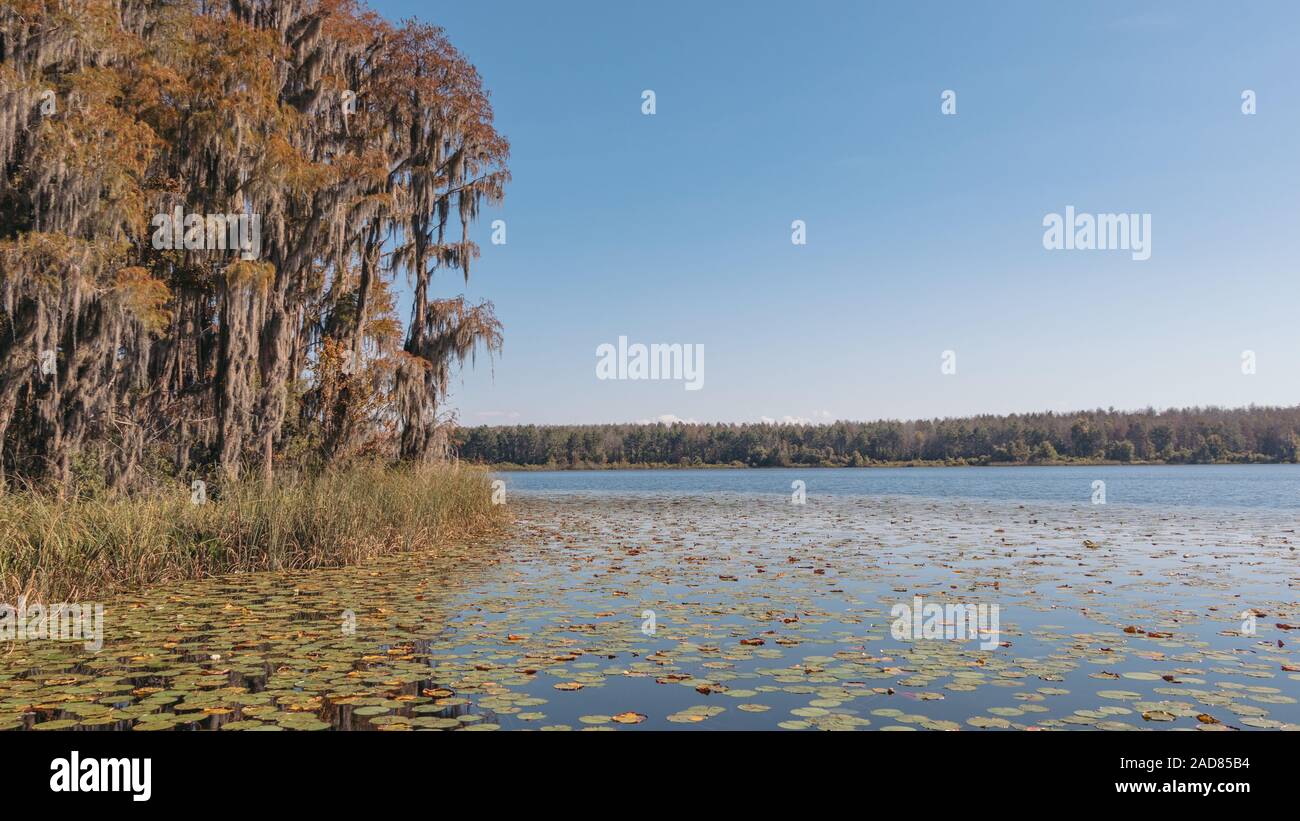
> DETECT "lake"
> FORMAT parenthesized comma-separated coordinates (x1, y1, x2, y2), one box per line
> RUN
(2, 465, 1297, 731)
(498, 464, 1300, 509)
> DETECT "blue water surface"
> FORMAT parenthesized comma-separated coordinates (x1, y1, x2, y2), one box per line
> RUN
(496, 464, 1300, 509)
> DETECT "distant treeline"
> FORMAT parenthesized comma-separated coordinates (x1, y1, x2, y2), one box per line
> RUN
(455, 406, 1300, 467)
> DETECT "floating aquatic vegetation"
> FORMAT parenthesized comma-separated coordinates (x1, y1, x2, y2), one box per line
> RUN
(1, 493, 1298, 731)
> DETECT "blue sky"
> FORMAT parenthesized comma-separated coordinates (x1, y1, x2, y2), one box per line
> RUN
(375, 0, 1300, 425)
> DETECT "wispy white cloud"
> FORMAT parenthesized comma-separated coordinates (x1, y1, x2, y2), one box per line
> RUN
(637, 413, 698, 425)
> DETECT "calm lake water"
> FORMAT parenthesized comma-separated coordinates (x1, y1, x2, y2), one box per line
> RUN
(498, 464, 1300, 509)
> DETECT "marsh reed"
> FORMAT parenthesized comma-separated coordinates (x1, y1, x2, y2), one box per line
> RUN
(0, 464, 505, 602)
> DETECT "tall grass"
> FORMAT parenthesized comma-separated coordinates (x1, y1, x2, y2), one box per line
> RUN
(0, 463, 505, 602)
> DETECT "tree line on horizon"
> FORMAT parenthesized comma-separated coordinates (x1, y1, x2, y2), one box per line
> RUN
(1, 0, 507, 493)
(455, 406, 1300, 467)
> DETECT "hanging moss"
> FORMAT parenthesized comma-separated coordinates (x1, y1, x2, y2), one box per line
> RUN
(0, 0, 508, 492)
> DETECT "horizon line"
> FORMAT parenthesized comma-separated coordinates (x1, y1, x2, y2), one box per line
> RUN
(462, 401, 1300, 428)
